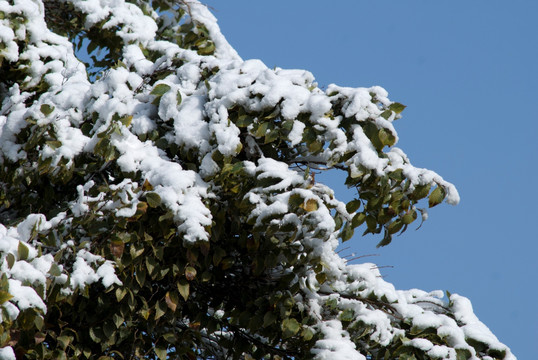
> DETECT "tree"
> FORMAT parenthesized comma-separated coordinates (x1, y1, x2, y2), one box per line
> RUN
(0, 0, 515, 359)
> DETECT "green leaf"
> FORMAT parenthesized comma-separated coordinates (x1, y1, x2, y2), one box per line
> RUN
(119, 115, 133, 127)
(53, 350, 67, 360)
(376, 230, 393, 248)
(162, 332, 176, 343)
(135, 267, 146, 286)
(178, 279, 190, 301)
(389, 169, 404, 181)
(154, 301, 167, 320)
(89, 327, 104, 343)
(378, 128, 395, 147)
(346, 199, 361, 213)
(380, 109, 392, 120)
(301, 327, 315, 341)
(6, 253, 15, 269)
(145, 256, 156, 276)
(155, 346, 167, 360)
(263, 312, 277, 328)
(197, 41, 215, 55)
(402, 210, 417, 224)
(34, 315, 44, 330)
(46, 140, 62, 149)
(255, 121, 269, 138)
(150, 83, 171, 97)
(398, 354, 417, 360)
(281, 318, 301, 338)
(456, 348, 472, 360)
(339, 308, 355, 322)
(303, 166, 310, 180)
(289, 194, 304, 208)
(282, 120, 294, 131)
(146, 192, 161, 208)
(248, 315, 264, 332)
(236, 114, 253, 127)
(112, 313, 124, 328)
(57, 333, 71, 349)
(264, 129, 279, 144)
(38, 156, 53, 175)
(365, 215, 377, 231)
(352, 212, 366, 228)
(115, 287, 127, 302)
(0, 290, 13, 304)
(378, 128, 389, 145)
(40, 104, 54, 116)
(230, 161, 245, 174)
(340, 222, 354, 242)
(428, 186, 446, 208)
(466, 337, 488, 354)
(387, 219, 404, 235)
(307, 140, 323, 153)
(18, 241, 29, 260)
(315, 273, 326, 284)
(334, 214, 344, 230)
(362, 122, 383, 151)
(48, 262, 62, 276)
(389, 102, 406, 114)
(410, 184, 431, 201)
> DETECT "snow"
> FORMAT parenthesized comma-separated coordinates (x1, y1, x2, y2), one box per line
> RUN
(174, 94, 211, 153)
(289, 120, 306, 146)
(1, 303, 19, 323)
(71, 182, 94, 217)
(96, 260, 123, 288)
(312, 320, 365, 360)
(1, 216, 121, 322)
(430, 346, 452, 359)
(410, 311, 444, 329)
(256, 158, 304, 192)
(185, 0, 241, 60)
(0, 23, 18, 62)
(450, 294, 509, 353)
(7, 279, 46, 312)
(211, 106, 242, 156)
(0, 346, 15, 360)
(16, 213, 46, 244)
(70, 250, 122, 289)
(405, 338, 434, 351)
(350, 126, 388, 174)
(9, 260, 48, 285)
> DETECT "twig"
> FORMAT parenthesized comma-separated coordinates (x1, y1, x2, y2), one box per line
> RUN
(372, 265, 393, 270)
(345, 254, 379, 262)
(336, 246, 350, 254)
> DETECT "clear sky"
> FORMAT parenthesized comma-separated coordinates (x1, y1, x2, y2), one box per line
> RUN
(213, 1, 537, 358)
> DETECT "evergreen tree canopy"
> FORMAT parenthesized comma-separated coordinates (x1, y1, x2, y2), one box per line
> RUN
(0, 0, 514, 359)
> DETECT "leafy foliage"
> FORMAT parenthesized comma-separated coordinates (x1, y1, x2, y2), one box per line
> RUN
(0, 0, 513, 359)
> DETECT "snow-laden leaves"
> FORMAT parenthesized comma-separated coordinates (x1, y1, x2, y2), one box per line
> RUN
(0, 0, 513, 359)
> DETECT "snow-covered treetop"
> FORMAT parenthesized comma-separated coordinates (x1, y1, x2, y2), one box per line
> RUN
(0, 0, 513, 359)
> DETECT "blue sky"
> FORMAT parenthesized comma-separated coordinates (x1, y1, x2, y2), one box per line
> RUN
(213, 1, 537, 358)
